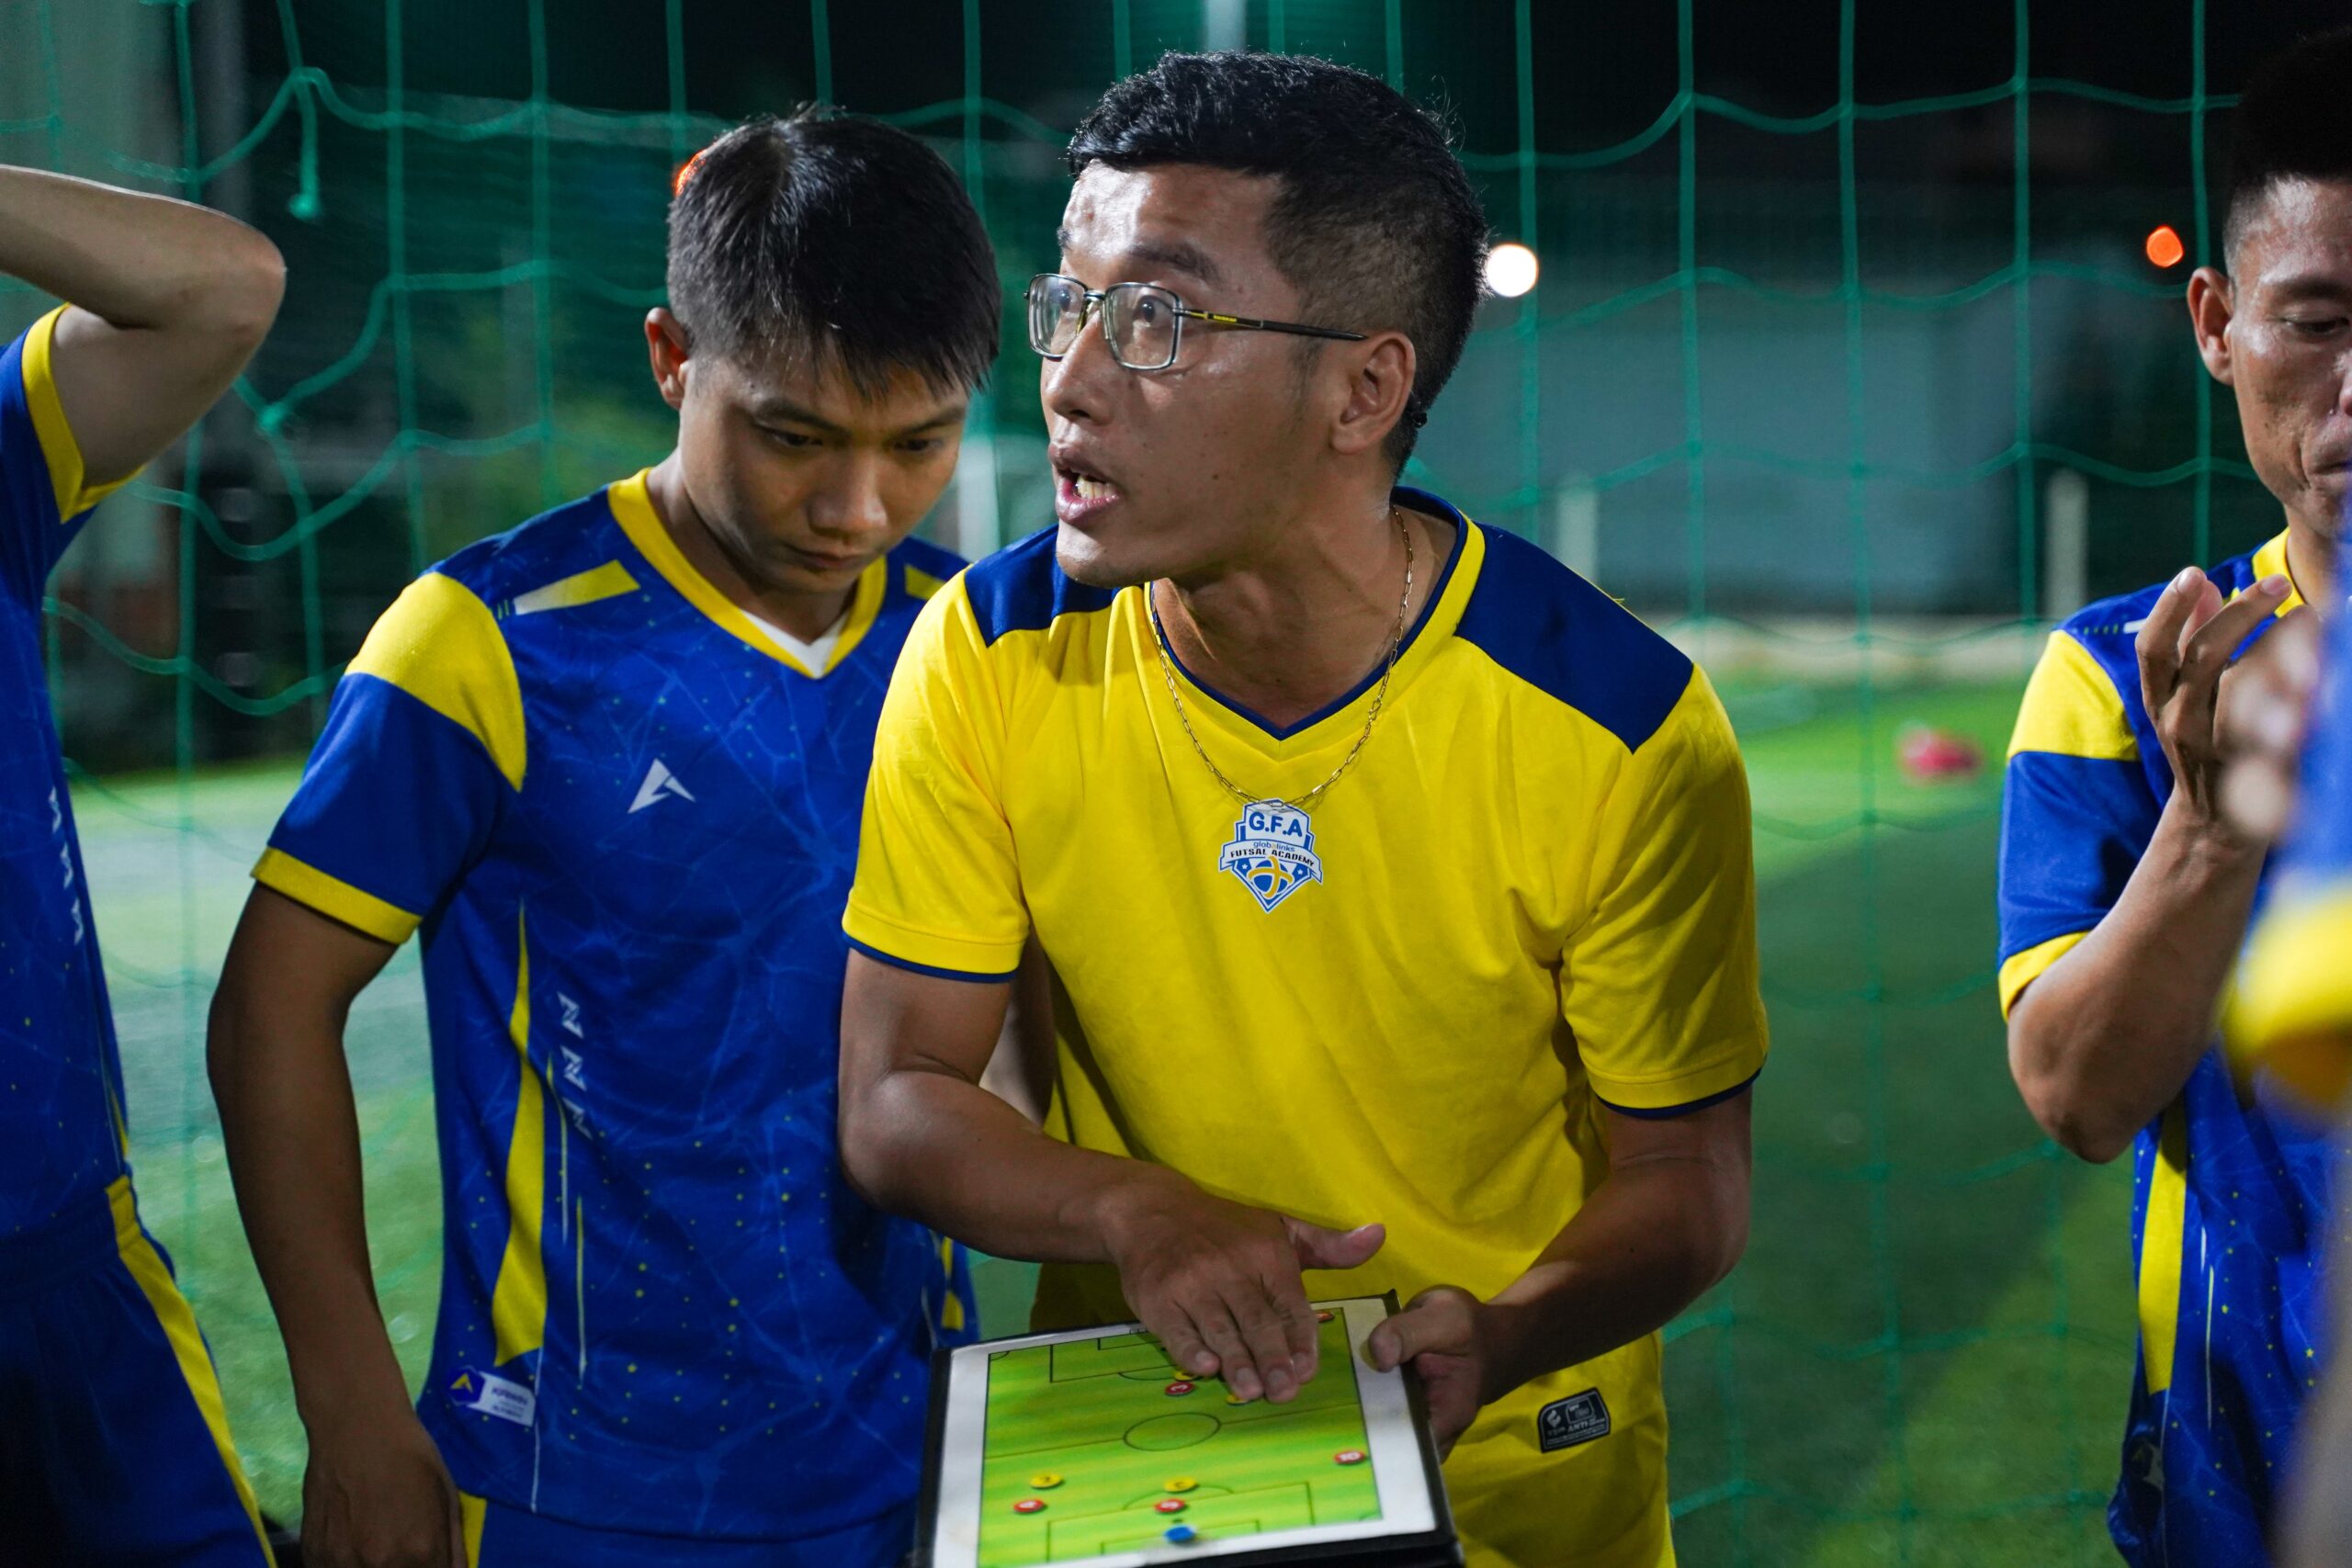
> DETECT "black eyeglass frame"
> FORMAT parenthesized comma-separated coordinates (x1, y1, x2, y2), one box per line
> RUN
(1027, 272, 1366, 372)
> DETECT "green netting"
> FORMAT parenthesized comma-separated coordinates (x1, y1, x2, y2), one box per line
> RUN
(1, 2, 2293, 1562)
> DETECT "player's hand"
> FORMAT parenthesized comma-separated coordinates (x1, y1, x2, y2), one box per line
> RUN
(300, 1405, 468, 1568)
(1364, 1285, 1488, 1457)
(1100, 1178, 1383, 1408)
(2218, 607, 2322, 845)
(2137, 564, 2293, 839)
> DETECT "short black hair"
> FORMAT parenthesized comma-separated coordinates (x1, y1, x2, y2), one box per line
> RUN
(2224, 27, 2352, 263)
(1067, 52, 1488, 469)
(667, 108, 999, 396)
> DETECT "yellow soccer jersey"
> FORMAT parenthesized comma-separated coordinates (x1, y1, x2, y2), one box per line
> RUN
(846, 489, 1767, 1568)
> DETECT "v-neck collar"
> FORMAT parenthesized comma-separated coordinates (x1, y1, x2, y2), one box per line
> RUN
(606, 469, 887, 679)
(1146, 486, 1478, 750)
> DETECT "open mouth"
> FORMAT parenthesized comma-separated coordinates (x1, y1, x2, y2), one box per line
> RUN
(1053, 449, 1125, 523)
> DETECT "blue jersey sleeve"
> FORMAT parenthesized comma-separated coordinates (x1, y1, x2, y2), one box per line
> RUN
(1997, 628, 2161, 1014)
(254, 570, 524, 943)
(0, 307, 137, 606)
(2230, 607, 2352, 1076)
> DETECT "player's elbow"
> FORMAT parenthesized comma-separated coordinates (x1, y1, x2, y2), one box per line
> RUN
(835, 1071, 910, 1214)
(2008, 1036, 2135, 1164)
(209, 231, 286, 348)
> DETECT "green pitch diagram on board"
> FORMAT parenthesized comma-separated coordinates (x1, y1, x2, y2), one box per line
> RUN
(978, 1317, 1382, 1564)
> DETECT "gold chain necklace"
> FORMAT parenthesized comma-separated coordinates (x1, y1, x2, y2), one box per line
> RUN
(1150, 510, 1415, 815)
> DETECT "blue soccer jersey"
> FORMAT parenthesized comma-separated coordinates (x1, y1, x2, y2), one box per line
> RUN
(1, 306, 135, 1240)
(255, 470, 969, 1540)
(1998, 534, 2336, 1566)
(2232, 587, 2352, 1090)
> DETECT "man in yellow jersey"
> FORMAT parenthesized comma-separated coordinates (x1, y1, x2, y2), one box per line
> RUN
(837, 53, 1766, 1568)
(0, 166, 283, 1562)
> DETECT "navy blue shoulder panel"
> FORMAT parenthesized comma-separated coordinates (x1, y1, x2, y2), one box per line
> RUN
(963, 525, 1116, 645)
(434, 487, 623, 607)
(891, 534, 967, 589)
(1453, 525, 1694, 753)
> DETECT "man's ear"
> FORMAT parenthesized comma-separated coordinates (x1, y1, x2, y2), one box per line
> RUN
(646, 308, 692, 411)
(2187, 266, 2235, 386)
(1329, 331, 1417, 461)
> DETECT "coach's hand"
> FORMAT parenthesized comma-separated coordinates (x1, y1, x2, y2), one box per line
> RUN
(300, 1405, 468, 1568)
(1365, 1285, 1487, 1456)
(2138, 564, 2294, 834)
(1100, 1177, 1383, 1407)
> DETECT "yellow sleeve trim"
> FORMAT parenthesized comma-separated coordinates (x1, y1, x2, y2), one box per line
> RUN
(842, 897, 1027, 978)
(2226, 886, 2352, 1106)
(22, 306, 136, 520)
(2136, 1104, 2188, 1394)
(349, 571, 527, 790)
(107, 1179, 275, 1564)
(2008, 632, 2134, 761)
(1998, 930, 2089, 1018)
(253, 846, 421, 945)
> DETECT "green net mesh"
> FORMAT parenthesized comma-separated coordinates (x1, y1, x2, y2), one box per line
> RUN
(2, 2, 2297, 1561)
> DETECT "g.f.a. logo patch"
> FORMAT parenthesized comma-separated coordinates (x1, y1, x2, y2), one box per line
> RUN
(1536, 1388, 1611, 1452)
(1216, 800, 1322, 911)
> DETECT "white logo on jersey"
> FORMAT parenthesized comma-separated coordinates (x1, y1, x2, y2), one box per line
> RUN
(561, 1044, 586, 1090)
(50, 789, 84, 947)
(628, 759, 695, 813)
(557, 992, 583, 1038)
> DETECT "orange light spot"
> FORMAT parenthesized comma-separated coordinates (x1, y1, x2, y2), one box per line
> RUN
(2145, 225, 2186, 268)
(672, 149, 707, 197)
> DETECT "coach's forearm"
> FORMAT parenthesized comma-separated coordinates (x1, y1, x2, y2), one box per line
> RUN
(841, 1064, 1192, 1266)
(208, 959, 409, 1430)
(0, 165, 280, 334)
(1476, 1128, 1748, 1402)
(2007, 799, 2265, 1163)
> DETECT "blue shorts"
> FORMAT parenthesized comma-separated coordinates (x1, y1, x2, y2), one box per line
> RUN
(463, 1493, 914, 1566)
(0, 1179, 272, 1567)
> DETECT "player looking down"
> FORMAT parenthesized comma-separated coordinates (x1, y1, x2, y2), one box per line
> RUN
(838, 54, 1767, 1568)
(0, 165, 282, 1564)
(1996, 28, 2352, 1565)
(208, 112, 1006, 1566)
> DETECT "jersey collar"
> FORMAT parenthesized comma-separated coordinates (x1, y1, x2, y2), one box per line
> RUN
(2248, 530, 2310, 616)
(605, 468, 887, 679)
(1145, 486, 1482, 755)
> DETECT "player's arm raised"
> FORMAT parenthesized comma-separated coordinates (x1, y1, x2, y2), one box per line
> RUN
(210, 888, 468, 1568)
(840, 954, 1384, 1406)
(2007, 569, 2290, 1163)
(0, 165, 282, 487)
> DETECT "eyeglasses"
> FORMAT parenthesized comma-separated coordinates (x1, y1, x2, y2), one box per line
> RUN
(1027, 272, 1365, 373)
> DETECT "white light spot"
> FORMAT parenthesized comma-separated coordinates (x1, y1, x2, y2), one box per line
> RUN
(1485, 243, 1540, 298)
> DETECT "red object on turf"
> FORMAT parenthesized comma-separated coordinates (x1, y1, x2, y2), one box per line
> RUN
(1335, 1449, 1367, 1465)
(1013, 1499, 1046, 1515)
(1896, 724, 1983, 783)
(1156, 1499, 1188, 1514)
(1165, 1381, 1195, 1395)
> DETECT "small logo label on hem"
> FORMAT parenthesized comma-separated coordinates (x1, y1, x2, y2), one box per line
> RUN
(448, 1367, 537, 1427)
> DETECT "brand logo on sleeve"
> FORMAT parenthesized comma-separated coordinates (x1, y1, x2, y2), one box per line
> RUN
(1536, 1389, 1611, 1452)
(628, 758, 695, 813)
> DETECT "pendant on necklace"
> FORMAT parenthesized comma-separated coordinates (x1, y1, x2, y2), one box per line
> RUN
(1216, 799, 1323, 911)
